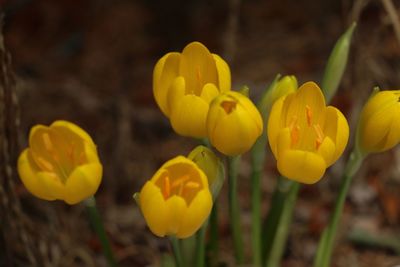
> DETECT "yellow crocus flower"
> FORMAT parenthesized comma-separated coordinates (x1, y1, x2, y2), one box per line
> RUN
(357, 90, 400, 154)
(17, 120, 102, 204)
(207, 91, 263, 156)
(138, 156, 212, 238)
(153, 41, 231, 138)
(268, 82, 349, 184)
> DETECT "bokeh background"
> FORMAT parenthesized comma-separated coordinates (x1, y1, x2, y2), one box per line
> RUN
(1, 0, 400, 266)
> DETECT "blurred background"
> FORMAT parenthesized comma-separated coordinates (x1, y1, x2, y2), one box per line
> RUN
(1, 0, 400, 266)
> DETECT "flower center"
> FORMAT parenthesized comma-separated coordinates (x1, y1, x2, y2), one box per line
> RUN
(221, 100, 236, 114)
(158, 172, 202, 204)
(289, 105, 325, 151)
(31, 131, 85, 183)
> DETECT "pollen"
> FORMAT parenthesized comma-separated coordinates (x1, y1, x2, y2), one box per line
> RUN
(313, 124, 325, 149)
(42, 133, 53, 151)
(306, 105, 312, 126)
(163, 176, 171, 198)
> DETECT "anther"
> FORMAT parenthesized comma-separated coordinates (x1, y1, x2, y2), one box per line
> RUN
(306, 105, 312, 126)
(291, 125, 300, 146)
(42, 133, 53, 151)
(313, 124, 324, 149)
(171, 175, 190, 188)
(36, 157, 54, 172)
(185, 181, 200, 189)
(164, 176, 171, 198)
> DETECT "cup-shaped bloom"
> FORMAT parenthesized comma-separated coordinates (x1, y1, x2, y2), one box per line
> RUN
(357, 90, 400, 154)
(268, 82, 349, 184)
(17, 121, 102, 204)
(138, 156, 212, 238)
(207, 91, 263, 156)
(153, 41, 231, 138)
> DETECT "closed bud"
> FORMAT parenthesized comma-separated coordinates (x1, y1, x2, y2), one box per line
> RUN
(357, 89, 400, 154)
(206, 91, 263, 156)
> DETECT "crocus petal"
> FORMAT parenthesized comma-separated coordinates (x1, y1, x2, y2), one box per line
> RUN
(51, 120, 96, 148)
(317, 136, 336, 166)
(212, 54, 231, 92)
(64, 163, 102, 204)
(277, 150, 326, 184)
(177, 189, 212, 238)
(37, 172, 66, 200)
(140, 181, 168, 237)
(382, 106, 400, 151)
(169, 95, 209, 138)
(324, 106, 349, 162)
(167, 76, 186, 113)
(179, 42, 218, 95)
(17, 149, 55, 201)
(276, 128, 291, 159)
(284, 82, 326, 127)
(200, 83, 219, 104)
(268, 96, 286, 157)
(154, 52, 181, 116)
(165, 195, 187, 235)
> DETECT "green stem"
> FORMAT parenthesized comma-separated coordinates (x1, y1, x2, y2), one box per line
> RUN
(263, 178, 300, 267)
(313, 149, 364, 267)
(84, 196, 117, 267)
(228, 155, 245, 264)
(206, 204, 219, 267)
(170, 236, 183, 267)
(195, 225, 206, 267)
(251, 159, 262, 266)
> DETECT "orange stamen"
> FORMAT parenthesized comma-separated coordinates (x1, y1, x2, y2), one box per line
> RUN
(185, 181, 200, 189)
(290, 125, 300, 146)
(164, 176, 171, 198)
(221, 101, 236, 114)
(171, 175, 190, 188)
(42, 133, 53, 151)
(306, 105, 312, 127)
(36, 157, 54, 172)
(313, 124, 324, 149)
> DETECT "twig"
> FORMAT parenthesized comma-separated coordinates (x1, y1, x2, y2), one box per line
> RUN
(381, 0, 400, 47)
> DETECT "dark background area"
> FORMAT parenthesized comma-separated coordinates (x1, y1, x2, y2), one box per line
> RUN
(1, 0, 400, 266)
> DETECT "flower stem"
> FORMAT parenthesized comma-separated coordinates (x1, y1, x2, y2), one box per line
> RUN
(206, 204, 219, 267)
(84, 196, 117, 267)
(313, 149, 364, 267)
(170, 236, 183, 267)
(195, 224, 206, 267)
(250, 156, 263, 266)
(263, 178, 300, 267)
(228, 155, 245, 264)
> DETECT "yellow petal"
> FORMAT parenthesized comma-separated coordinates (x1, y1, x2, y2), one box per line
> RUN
(167, 76, 186, 113)
(64, 163, 102, 204)
(165, 195, 187, 235)
(179, 42, 218, 95)
(36, 171, 65, 200)
(212, 54, 231, 92)
(317, 136, 336, 166)
(51, 120, 96, 148)
(285, 82, 325, 127)
(169, 95, 209, 138)
(277, 150, 326, 184)
(140, 181, 168, 237)
(154, 52, 181, 116)
(276, 128, 291, 159)
(323, 106, 349, 162)
(382, 106, 400, 151)
(200, 83, 219, 104)
(17, 149, 55, 201)
(177, 189, 212, 238)
(267, 96, 286, 157)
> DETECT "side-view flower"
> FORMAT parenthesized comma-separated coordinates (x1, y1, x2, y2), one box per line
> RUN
(153, 41, 231, 138)
(268, 82, 349, 184)
(137, 156, 213, 238)
(17, 120, 103, 204)
(357, 89, 400, 154)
